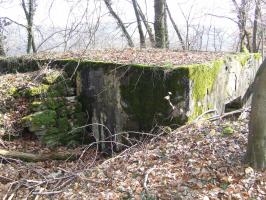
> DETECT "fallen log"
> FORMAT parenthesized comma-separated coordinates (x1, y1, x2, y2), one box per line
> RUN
(0, 149, 78, 162)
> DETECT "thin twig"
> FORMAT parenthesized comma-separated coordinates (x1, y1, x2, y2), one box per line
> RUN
(32, 190, 62, 195)
(143, 167, 156, 191)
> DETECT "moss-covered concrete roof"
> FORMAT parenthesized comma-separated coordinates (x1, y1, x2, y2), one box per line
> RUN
(17, 48, 228, 67)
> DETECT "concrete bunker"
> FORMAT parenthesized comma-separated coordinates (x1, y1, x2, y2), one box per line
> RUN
(0, 52, 262, 151)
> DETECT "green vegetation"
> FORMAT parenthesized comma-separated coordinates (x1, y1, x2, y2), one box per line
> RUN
(239, 53, 251, 66)
(120, 67, 188, 130)
(222, 126, 234, 136)
(26, 84, 50, 96)
(15, 70, 88, 146)
(42, 71, 64, 84)
(253, 53, 262, 61)
(22, 110, 57, 132)
(187, 60, 224, 120)
(8, 87, 19, 96)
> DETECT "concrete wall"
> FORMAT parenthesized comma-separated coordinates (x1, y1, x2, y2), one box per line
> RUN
(76, 54, 261, 150)
(0, 53, 262, 150)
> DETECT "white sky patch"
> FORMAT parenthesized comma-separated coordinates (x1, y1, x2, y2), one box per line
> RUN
(0, 0, 239, 54)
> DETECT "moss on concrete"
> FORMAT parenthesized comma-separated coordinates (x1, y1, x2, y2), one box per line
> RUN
(3, 52, 258, 146)
(0, 57, 40, 73)
(187, 60, 224, 120)
(239, 53, 251, 66)
(253, 53, 262, 61)
(120, 67, 189, 130)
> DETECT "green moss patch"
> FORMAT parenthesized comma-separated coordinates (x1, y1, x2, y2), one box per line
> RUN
(22, 110, 57, 132)
(188, 60, 224, 120)
(26, 84, 50, 97)
(42, 71, 65, 85)
(26, 95, 86, 146)
(239, 53, 251, 67)
(120, 67, 189, 130)
(222, 126, 234, 136)
(30, 98, 66, 112)
(253, 53, 262, 61)
(8, 87, 19, 96)
(72, 112, 87, 126)
(57, 117, 71, 132)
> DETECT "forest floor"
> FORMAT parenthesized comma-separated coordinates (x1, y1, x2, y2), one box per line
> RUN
(25, 48, 226, 66)
(0, 69, 265, 200)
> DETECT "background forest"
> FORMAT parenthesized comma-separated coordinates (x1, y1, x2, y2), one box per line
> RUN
(0, 0, 265, 55)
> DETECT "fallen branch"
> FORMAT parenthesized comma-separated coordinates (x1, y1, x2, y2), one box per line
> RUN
(194, 109, 217, 121)
(0, 149, 78, 162)
(208, 108, 250, 121)
(143, 167, 156, 191)
(32, 190, 62, 195)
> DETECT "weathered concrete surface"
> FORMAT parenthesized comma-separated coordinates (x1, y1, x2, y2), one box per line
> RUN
(76, 54, 261, 151)
(78, 65, 190, 150)
(0, 53, 262, 150)
(194, 55, 261, 117)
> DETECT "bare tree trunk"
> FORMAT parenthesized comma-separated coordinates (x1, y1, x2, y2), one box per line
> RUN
(21, 0, 37, 54)
(164, 5, 169, 49)
(0, 33, 5, 56)
(136, 2, 155, 47)
(252, 0, 260, 53)
(154, 0, 166, 48)
(232, 0, 249, 52)
(213, 27, 217, 51)
(132, 0, 145, 48)
(262, 27, 264, 58)
(165, 3, 185, 50)
(246, 58, 266, 169)
(103, 0, 134, 48)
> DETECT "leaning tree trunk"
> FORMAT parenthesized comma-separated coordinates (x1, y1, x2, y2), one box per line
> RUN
(154, 0, 166, 48)
(136, 2, 155, 47)
(104, 0, 134, 48)
(165, 3, 185, 50)
(132, 0, 145, 48)
(246, 58, 266, 169)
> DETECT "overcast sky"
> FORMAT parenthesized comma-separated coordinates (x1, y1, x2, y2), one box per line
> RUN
(1, 0, 236, 27)
(0, 0, 239, 54)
